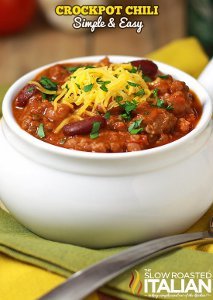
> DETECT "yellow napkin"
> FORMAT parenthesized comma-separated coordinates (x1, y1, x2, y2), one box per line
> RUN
(0, 37, 211, 300)
(147, 37, 208, 78)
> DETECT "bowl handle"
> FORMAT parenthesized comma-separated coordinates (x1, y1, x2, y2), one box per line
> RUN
(198, 57, 213, 101)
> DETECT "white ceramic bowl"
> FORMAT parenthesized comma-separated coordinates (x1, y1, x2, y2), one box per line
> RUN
(0, 56, 213, 248)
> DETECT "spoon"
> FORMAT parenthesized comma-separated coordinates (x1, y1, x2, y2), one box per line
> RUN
(40, 217, 213, 300)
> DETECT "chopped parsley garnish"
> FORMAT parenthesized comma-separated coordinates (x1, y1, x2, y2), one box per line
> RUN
(130, 128, 144, 135)
(66, 66, 80, 73)
(27, 87, 34, 93)
(121, 113, 131, 121)
(122, 100, 138, 114)
(128, 119, 144, 135)
(84, 83, 93, 92)
(142, 74, 152, 82)
(157, 98, 165, 108)
(59, 138, 67, 145)
(75, 83, 81, 89)
(90, 121, 101, 139)
(96, 79, 111, 85)
(117, 99, 138, 121)
(127, 81, 141, 87)
(150, 88, 173, 111)
(135, 89, 145, 97)
(104, 111, 111, 120)
(129, 67, 138, 73)
(40, 77, 58, 91)
(115, 96, 123, 103)
(97, 80, 111, 92)
(166, 104, 174, 111)
(156, 98, 174, 111)
(48, 94, 57, 102)
(100, 85, 108, 92)
(85, 66, 95, 69)
(37, 124, 45, 139)
(42, 93, 47, 100)
(153, 88, 159, 98)
(158, 74, 169, 79)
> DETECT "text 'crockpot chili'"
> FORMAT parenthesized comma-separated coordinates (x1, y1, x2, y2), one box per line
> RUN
(13, 58, 202, 153)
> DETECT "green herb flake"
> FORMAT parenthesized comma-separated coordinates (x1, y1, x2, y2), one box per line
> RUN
(40, 77, 58, 91)
(66, 66, 80, 73)
(153, 88, 159, 98)
(123, 100, 138, 114)
(118, 100, 138, 121)
(166, 104, 174, 111)
(134, 119, 142, 127)
(75, 83, 81, 89)
(48, 94, 57, 102)
(135, 89, 145, 97)
(96, 80, 111, 93)
(121, 113, 131, 121)
(42, 93, 47, 100)
(158, 74, 169, 79)
(157, 98, 165, 108)
(129, 67, 138, 74)
(97, 80, 111, 85)
(127, 81, 140, 87)
(59, 138, 67, 145)
(104, 111, 111, 120)
(90, 121, 101, 139)
(85, 66, 95, 69)
(100, 85, 108, 92)
(27, 87, 34, 93)
(130, 128, 143, 134)
(115, 96, 123, 103)
(142, 75, 152, 82)
(84, 84, 93, 92)
(128, 123, 136, 132)
(37, 124, 45, 139)
(128, 119, 143, 135)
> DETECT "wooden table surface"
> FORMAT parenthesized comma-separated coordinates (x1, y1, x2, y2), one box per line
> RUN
(0, 0, 186, 85)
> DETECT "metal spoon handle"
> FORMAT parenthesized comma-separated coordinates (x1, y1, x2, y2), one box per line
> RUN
(40, 231, 212, 300)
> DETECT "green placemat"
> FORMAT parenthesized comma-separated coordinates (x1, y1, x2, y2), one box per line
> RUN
(0, 208, 213, 300)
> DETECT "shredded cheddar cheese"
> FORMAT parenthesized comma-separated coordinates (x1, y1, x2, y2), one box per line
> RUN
(54, 63, 151, 115)
(30, 63, 152, 133)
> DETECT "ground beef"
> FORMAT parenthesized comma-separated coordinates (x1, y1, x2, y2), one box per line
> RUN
(143, 108, 177, 135)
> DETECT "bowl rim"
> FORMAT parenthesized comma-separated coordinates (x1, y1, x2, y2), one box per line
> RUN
(2, 55, 213, 160)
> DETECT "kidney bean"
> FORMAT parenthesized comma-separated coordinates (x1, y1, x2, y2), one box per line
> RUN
(63, 116, 106, 136)
(15, 84, 37, 108)
(131, 60, 158, 78)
